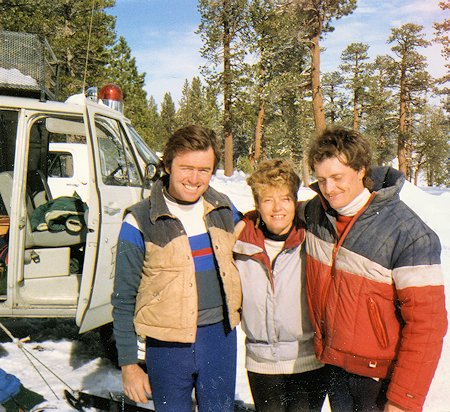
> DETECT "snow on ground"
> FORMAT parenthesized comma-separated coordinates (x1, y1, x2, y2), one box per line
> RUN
(1, 170, 449, 411)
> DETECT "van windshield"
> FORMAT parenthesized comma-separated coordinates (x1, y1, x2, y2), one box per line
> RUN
(126, 125, 160, 165)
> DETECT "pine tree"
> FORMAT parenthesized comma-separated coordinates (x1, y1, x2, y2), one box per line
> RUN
(202, 82, 222, 132)
(286, 0, 357, 134)
(388, 23, 431, 179)
(433, 0, 450, 112)
(197, 0, 251, 176)
(147, 96, 165, 151)
(160, 92, 177, 144)
(321, 71, 349, 124)
(176, 77, 206, 127)
(242, 1, 306, 170)
(339, 42, 370, 131)
(413, 106, 449, 186)
(364, 55, 397, 166)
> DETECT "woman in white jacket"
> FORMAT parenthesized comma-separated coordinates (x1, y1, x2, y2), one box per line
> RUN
(234, 159, 328, 412)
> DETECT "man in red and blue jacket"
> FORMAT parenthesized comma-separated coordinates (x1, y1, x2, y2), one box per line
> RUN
(303, 126, 447, 412)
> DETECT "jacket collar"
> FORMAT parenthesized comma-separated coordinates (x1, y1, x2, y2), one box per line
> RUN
(235, 211, 305, 256)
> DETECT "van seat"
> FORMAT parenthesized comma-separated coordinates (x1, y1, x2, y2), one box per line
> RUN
(0, 171, 86, 248)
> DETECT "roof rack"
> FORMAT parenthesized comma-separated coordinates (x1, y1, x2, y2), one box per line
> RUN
(0, 30, 59, 101)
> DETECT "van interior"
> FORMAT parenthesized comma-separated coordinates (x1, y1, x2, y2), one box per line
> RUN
(0, 110, 88, 302)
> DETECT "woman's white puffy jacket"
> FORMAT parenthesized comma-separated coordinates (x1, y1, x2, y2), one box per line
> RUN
(233, 213, 323, 375)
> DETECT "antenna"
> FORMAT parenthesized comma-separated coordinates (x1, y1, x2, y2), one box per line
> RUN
(82, 0, 96, 93)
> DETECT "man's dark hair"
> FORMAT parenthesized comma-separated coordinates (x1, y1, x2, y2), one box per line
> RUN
(308, 126, 373, 190)
(162, 125, 221, 173)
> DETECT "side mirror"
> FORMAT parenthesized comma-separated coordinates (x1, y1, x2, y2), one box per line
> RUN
(143, 163, 158, 189)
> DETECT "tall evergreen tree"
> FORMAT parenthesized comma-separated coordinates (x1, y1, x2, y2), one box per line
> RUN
(413, 105, 449, 186)
(388, 23, 431, 179)
(176, 77, 206, 127)
(177, 79, 193, 126)
(202, 82, 222, 132)
(364, 55, 397, 166)
(197, 0, 250, 176)
(160, 92, 177, 144)
(246, 0, 278, 170)
(244, 0, 310, 173)
(433, 0, 450, 112)
(339, 42, 370, 131)
(321, 71, 349, 124)
(286, 0, 357, 134)
(146, 96, 164, 151)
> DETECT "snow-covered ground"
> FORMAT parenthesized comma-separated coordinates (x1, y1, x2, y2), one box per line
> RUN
(1, 170, 449, 411)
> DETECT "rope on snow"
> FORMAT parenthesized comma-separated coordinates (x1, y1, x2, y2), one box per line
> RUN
(0, 320, 75, 399)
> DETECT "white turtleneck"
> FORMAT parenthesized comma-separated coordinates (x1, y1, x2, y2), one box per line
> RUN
(334, 188, 371, 216)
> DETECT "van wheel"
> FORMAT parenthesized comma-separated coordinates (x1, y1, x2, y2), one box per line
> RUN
(98, 323, 118, 367)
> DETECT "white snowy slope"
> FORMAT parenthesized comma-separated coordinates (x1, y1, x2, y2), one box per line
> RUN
(0, 170, 449, 411)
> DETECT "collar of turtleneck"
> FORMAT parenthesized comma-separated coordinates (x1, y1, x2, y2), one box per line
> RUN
(334, 188, 371, 216)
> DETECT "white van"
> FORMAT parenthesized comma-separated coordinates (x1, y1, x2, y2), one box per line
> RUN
(0, 92, 160, 335)
(0, 31, 160, 341)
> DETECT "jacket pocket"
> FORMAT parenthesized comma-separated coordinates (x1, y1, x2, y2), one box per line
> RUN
(367, 297, 389, 349)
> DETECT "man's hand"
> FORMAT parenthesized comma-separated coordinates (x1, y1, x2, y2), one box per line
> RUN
(122, 364, 151, 404)
(384, 401, 409, 412)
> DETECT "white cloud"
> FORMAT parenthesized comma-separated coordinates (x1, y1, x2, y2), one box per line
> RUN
(132, 27, 206, 107)
(320, 0, 447, 79)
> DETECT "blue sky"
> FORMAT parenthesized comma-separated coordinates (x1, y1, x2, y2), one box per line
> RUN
(110, 0, 447, 107)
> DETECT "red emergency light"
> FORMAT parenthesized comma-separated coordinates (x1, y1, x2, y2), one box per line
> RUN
(98, 83, 124, 113)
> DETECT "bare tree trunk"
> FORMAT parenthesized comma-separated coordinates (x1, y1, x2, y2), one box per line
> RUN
(223, 1, 233, 177)
(250, 97, 265, 170)
(302, 156, 310, 187)
(310, 32, 326, 134)
(398, 71, 408, 177)
(353, 93, 359, 131)
(413, 166, 420, 186)
(224, 128, 233, 176)
(306, 30, 326, 187)
(428, 167, 434, 186)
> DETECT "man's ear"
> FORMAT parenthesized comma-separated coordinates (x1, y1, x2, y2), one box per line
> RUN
(358, 167, 366, 181)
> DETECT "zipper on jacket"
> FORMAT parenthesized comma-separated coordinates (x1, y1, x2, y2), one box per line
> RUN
(319, 244, 337, 340)
(367, 297, 389, 349)
(318, 193, 377, 340)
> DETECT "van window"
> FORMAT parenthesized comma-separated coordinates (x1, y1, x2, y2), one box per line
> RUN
(0, 110, 19, 172)
(95, 115, 141, 187)
(48, 152, 74, 178)
(127, 124, 160, 165)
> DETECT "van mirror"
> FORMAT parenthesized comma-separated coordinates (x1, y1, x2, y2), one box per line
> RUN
(144, 163, 158, 189)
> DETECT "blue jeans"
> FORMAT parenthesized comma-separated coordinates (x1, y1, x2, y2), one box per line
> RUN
(327, 365, 388, 412)
(145, 322, 237, 412)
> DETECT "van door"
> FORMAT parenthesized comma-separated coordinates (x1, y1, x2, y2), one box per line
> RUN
(77, 102, 147, 332)
(0, 110, 91, 315)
